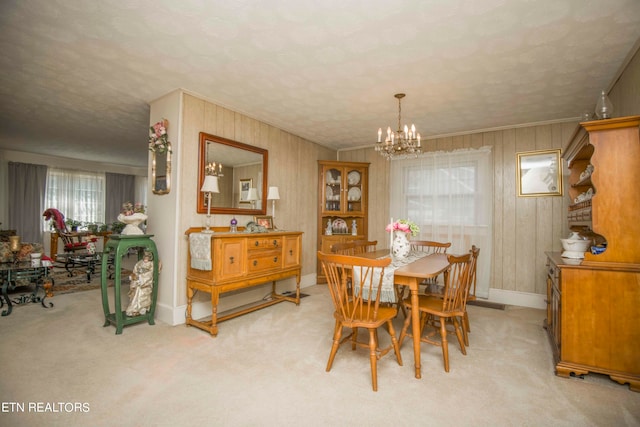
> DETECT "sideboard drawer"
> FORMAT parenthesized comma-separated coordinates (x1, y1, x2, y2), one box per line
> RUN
(248, 251, 282, 273)
(248, 237, 282, 251)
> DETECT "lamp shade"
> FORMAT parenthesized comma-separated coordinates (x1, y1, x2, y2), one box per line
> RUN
(201, 175, 220, 193)
(267, 186, 280, 200)
(247, 187, 259, 201)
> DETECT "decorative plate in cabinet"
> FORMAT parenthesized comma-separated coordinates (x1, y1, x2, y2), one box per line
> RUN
(347, 170, 361, 185)
(348, 187, 361, 201)
(332, 218, 348, 234)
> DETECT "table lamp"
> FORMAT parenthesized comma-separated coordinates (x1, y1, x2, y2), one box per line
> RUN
(247, 187, 259, 209)
(201, 175, 220, 233)
(267, 186, 280, 219)
(9, 235, 21, 264)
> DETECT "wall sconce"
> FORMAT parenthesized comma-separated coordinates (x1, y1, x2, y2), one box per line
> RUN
(247, 187, 259, 209)
(200, 175, 220, 233)
(267, 186, 280, 219)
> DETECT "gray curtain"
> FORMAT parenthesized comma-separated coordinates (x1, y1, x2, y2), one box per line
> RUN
(105, 173, 135, 224)
(8, 162, 47, 243)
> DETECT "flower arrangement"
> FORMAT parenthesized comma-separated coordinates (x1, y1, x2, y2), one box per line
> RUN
(386, 219, 420, 237)
(121, 202, 145, 216)
(149, 119, 171, 153)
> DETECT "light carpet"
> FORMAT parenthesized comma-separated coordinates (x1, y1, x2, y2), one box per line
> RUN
(0, 285, 638, 427)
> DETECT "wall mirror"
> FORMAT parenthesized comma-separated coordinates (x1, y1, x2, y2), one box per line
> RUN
(152, 142, 171, 195)
(198, 132, 268, 215)
(516, 149, 563, 197)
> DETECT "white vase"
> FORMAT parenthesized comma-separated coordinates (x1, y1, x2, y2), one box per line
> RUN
(117, 213, 147, 235)
(392, 231, 411, 259)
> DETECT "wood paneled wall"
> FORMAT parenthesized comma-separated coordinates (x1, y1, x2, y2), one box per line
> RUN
(340, 122, 577, 296)
(177, 93, 335, 307)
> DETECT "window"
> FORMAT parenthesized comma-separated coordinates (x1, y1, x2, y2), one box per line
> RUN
(390, 147, 493, 298)
(44, 168, 105, 229)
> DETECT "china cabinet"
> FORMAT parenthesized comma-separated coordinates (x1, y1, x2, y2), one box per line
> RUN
(317, 161, 369, 283)
(544, 115, 640, 391)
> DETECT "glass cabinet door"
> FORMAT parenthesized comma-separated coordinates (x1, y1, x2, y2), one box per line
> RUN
(324, 168, 342, 212)
(346, 168, 364, 214)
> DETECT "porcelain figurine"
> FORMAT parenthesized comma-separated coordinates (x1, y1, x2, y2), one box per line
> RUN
(126, 251, 154, 317)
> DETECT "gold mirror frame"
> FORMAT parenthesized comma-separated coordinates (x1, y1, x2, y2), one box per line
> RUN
(197, 132, 268, 215)
(151, 142, 171, 195)
(516, 149, 563, 197)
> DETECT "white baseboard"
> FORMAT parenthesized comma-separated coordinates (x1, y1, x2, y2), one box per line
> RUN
(486, 288, 546, 310)
(155, 278, 546, 326)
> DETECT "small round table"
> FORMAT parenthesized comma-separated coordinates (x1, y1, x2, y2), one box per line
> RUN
(100, 234, 159, 334)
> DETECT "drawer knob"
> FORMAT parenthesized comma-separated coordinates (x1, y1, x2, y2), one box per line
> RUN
(229, 256, 234, 264)
(273, 239, 277, 246)
(273, 257, 278, 263)
(255, 241, 259, 247)
(253, 260, 258, 266)
(289, 249, 293, 255)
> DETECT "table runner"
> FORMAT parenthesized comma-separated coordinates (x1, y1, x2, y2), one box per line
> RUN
(189, 233, 212, 270)
(354, 251, 429, 303)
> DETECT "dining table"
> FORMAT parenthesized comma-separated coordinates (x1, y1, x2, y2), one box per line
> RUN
(358, 249, 450, 379)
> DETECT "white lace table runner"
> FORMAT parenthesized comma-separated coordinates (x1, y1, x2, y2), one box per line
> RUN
(354, 251, 429, 303)
(189, 233, 212, 270)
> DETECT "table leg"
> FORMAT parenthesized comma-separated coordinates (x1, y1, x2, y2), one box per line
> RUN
(1, 279, 13, 316)
(409, 278, 422, 379)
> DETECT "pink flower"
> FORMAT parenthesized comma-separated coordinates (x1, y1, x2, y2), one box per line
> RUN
(386, 219, 420, 236)
(153, 122, 166, 137)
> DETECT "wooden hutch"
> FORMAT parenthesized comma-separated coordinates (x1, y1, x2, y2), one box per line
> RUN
(545, 115, 640, 391)
(317, 161, 369, 283)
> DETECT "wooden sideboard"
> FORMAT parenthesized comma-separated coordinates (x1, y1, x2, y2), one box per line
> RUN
(545, 115, 640, 392)
(545, 253, 640, 392)
(185, 228, 303, 337)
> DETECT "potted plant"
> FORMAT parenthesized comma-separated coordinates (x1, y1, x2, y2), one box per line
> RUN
(110, 221, 126, 234)
(65, 218, 82, 232)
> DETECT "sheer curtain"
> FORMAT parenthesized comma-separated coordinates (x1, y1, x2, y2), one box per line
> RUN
(390, 147, 493, 298)
(44, 168, 105, 227)
(8, 162, 47, 242)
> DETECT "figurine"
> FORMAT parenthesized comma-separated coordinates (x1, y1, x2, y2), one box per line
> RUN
(126, 251, 154, 317)
(325, 219, 332, 235)
(352, 220, 357, 236)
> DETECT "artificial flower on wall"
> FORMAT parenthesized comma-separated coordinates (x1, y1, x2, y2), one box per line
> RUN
(149, 119, 171, 153)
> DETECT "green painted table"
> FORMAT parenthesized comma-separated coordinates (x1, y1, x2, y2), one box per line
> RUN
(100, 234, 159, 334)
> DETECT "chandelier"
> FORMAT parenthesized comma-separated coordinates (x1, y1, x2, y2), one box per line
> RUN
(374, 93, 422, 159)
(205, 161, 224, 177)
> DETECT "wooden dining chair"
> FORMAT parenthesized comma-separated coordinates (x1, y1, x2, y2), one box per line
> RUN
(424, 245, 480, 346)
(330, 241, 357, 255)
(353, 240, 377, 254)
(461, 245, 480, 345)
(410, 240, 451, 292)
(317, 251, 403, 391)
(399, 253, 472, 372)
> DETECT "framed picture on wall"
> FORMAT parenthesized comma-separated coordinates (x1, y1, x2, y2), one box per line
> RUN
(239, 178, 253, 204)
(516, 149, 563, 197)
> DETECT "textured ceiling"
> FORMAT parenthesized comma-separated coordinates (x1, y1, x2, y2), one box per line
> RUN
(1, 0, 639, 168)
